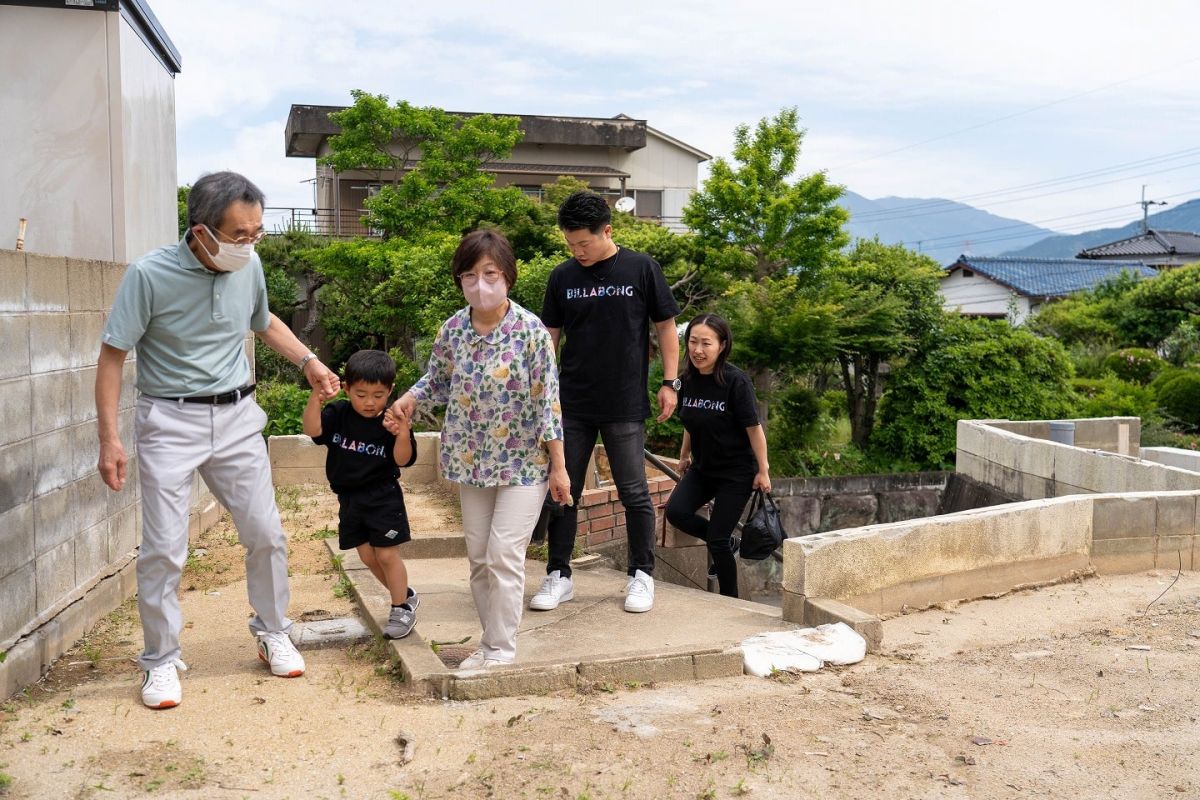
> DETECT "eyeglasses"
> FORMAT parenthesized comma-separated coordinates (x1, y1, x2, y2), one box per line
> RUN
(460, 269, 504, 285)
(204, 224, 266, 246)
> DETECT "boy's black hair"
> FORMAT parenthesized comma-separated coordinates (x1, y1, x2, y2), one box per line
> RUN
(557, 191, 611, 233)
(343, 350, 396, 387)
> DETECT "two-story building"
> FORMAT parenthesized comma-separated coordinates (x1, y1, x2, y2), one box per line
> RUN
(282, 105, 710, 235)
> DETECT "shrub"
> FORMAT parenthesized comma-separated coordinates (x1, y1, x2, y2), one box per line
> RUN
(256, 381, 312, 437)
(1071, 375, 1157, 419)
(1155, 372, 1200, 429)
(1150, 367, 1194, 398)
(254, 339, 304, 386)
(1161, 320, 1200, 368)
(1100, 347, 1165, 385)
(1066, 343, 1116, 379)
(873, 316, 1077, 469)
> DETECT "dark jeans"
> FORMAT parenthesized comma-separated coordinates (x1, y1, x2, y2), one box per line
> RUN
(547, 417, 656, 579)
(665, 468, 754, 598)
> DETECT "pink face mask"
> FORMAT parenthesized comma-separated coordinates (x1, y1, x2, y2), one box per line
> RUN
(463, 278, 508, 312)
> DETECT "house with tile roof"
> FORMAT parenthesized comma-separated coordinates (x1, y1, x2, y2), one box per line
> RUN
(940, 255, 1156, 324)
(282, 105, 710, 236)
(1077, 229, 1200, 268)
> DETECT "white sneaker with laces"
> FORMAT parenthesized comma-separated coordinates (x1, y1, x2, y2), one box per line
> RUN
(624, 570, 654, 613)
(529, 570, 574, 611)
(141, 658, 187, 709)
(458, 650, 510, 671)
(256, 630, 305, 677)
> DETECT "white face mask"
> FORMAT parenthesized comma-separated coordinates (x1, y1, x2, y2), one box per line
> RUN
(199, 225, 255, 272)
(463, 279, 509, 313)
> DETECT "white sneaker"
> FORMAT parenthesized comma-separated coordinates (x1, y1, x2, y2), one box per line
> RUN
(141, 658, 187, 709)
(624, 570, 654, 613)
(256, 630, 305, 677)
(529, 570, 574, 611)
(458, 650, 510, 671)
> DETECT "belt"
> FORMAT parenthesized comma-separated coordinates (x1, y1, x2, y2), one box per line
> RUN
(150, 383, 257, 405)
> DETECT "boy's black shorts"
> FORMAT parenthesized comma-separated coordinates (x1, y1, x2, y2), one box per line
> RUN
(337, 481, 412, 550)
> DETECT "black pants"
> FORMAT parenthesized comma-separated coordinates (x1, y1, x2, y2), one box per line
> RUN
(665, 467, 754, 598)
(546, 417, 656, 579)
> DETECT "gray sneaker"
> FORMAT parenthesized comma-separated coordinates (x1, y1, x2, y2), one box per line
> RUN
(384, 603, 416, 639)
(405, 586, 419, 612)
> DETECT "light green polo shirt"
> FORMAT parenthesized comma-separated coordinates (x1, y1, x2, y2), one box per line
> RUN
(101, 236, 271, 397)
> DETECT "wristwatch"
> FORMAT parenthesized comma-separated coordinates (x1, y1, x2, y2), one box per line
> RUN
(298, 352, 318, 371)
(662, 377, 681, 391)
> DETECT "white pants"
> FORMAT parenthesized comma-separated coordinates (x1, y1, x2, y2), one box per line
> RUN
(457, 482, 546, 662)
(135, 395, 291, 670)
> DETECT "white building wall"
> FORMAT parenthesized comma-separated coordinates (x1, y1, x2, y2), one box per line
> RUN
(939, 272, 1033, 322)
(0, 7, 116, 261)
(114, 13, 178, 259)
(0, 6, 176, 263)
(614, 134, 703, 190)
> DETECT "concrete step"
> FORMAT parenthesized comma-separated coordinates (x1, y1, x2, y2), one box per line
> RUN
(326, 540, 797, 700)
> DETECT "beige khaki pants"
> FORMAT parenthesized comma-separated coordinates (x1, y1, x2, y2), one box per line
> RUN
(135, 394, 291, 670)
(457, 482, 546, 662)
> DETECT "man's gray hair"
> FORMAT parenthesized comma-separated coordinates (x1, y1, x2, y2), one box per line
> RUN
(186, 171, 266, 230)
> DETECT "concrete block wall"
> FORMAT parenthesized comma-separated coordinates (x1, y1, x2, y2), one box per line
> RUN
(778, 485, 1200, 641)
(0, 249, 220, 700)
(987, 416, 1140, 454)
(1140, 446, 1200, 473)
(1090, 492, 1197, 574)
(957, 418, 1200, 500)
(781, 496, 1094, 619)
(269, 431, 442, 487)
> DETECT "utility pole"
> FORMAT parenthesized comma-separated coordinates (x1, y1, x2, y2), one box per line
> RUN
(1140, 185, 1167, 234)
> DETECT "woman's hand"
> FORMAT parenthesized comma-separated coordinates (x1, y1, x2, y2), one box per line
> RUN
(753, 470, 772, 493)
(677, 455, 691, 475)
(548, 465, 571, 505)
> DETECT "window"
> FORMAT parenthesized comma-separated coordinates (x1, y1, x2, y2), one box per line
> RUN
(961, 269, 975, 278)
(634, 190, 662, 219)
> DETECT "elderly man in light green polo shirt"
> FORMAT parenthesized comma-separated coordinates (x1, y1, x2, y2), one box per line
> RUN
(95, 171, 340, 710)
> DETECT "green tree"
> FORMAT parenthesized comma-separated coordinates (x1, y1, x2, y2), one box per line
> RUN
(825, 239, 944, 447)
(874, 316, 1077, 468)
(177, 185, 190, 237)
(683, 107, 848, 281)
(321, 90, 525, 238)
(684, 108, 849, 425)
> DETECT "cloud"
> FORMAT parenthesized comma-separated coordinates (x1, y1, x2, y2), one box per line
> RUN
(149, 0, 1200, 223)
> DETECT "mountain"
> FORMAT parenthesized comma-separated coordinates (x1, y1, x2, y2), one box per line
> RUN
(841, 190, 1058, 266)
(1001, 198, 1200, 259)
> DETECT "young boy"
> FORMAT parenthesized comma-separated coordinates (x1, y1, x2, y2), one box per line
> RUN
(303, 350, 420, 639)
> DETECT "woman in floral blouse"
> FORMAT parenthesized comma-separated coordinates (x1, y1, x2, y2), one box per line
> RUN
(388, 229, 570, 669)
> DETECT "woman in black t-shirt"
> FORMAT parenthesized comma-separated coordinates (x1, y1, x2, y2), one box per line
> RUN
(665, 313, 771, 598)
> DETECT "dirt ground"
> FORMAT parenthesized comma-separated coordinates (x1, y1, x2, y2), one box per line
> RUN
(1, 484, 1199, 800)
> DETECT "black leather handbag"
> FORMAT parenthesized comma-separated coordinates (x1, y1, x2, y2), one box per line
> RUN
(739, 490, 785, 560)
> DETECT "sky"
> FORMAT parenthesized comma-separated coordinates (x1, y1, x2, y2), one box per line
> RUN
(150, 0, 1200, 238)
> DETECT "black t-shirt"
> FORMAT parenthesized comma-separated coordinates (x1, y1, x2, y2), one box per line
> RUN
(677, 364, 760, 481)
(541, 247, 680, 422)
(312, 400, 417, 495)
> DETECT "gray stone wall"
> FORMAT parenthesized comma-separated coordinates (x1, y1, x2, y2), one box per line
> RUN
(771, 472, 950, 538)
(0, 249, 218, 699)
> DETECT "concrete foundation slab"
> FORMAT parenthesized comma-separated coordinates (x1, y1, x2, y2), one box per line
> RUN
(327, 541, 797, 699)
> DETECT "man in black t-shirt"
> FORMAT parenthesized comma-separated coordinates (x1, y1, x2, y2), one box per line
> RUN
(533, 191, 681, 614)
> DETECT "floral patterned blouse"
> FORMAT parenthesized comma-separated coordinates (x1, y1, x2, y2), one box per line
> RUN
(409, 300, 563, 487)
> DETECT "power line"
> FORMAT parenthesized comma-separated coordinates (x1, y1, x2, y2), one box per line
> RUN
(895, 185, 1200, 251)
(847, 158, 1200, 224)
(829, 55, 1200, 172)
(846, 146, 1200, 221)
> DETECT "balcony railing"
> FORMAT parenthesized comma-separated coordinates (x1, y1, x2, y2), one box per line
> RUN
(262, 207, 380, 238)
